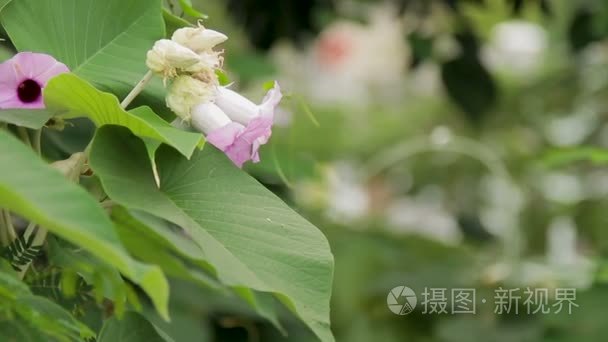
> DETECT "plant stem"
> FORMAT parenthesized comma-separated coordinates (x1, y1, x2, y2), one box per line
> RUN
(120, 70, 154, 109)
(33, 129, 42, 155)
(0, 217, 7, 247)
(17, 126, 31, 146)
(0, 209, 16, 243)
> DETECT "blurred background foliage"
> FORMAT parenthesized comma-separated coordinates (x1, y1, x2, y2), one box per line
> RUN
(4, 0, 608, 340)
(147, 0, 608, 340)
(208, 0, 608, 340)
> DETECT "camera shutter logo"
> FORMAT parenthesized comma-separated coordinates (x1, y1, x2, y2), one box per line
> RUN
(387, 286, 417, 315)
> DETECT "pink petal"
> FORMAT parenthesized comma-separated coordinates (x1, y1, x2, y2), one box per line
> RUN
(240, 114, 273, 145)
(201, 83, 282, 167)
(0, 59, 21, 106)
(259, 81, 283, 118)
(12, 52, 69, 84)
(239, 113, 274, 163)
(206, 122, 244, 151)
(0, 96, 44, 109)
(0, 52, 69, 109)
(225, 138, 256, 168)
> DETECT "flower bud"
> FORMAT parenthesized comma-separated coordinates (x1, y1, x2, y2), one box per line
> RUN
(146, 39, 200, 78)
(172, 26, 228, 53)
(191, 103, 232, 134)
(166, 76, 215, 120)
(184, 51, 223, 78)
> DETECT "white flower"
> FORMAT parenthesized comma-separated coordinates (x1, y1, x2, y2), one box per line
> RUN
(184, 50, 223, 83)
(165, 75, 215, 120)
(172, 26, 228, 54)
(214, 82, 282, 125)
(190, 102, 231, 134)
(482, 20, 547, 75)
(325, 162, 369, 222)
(213, 87, 259, 125)
(146, 39, 201, 79)
(190, 102, 274, 168)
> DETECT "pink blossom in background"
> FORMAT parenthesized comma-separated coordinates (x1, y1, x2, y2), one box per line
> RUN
(0, 52, 69, 109)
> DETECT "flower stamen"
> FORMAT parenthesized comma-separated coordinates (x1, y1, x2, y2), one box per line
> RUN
(17, 79, 42, 103)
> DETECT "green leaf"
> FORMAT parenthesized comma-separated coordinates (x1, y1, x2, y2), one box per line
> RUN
(112, 207, 223, 291)
(2, 232, 43, 272)
(90, 126, 335, 342)
(0, 0, 166, 105)
(0, 0, 10, 12)
(112, 207, 284, 333)
(0, 109, 55, 129)
(177, 0, 207, 18)
(0, 130, 169, 318)
(542, 147, 608, 167)
(17, 295, 95, 340)
(162, 8, 191, 37)
(0, 263, 94, 341)
(98, 311, 170, 342)
(44, 74, 204, 158)
(0, 261, 31, 300)
(47, 237, 130, 315)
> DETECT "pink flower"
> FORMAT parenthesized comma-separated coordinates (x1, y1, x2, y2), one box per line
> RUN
(206, 114, 274, 167)
(212, 82, 282, 163)
(215, 82, 282, 126)
(190, 83, 282, 168)
(0, 52, 69, 109)
(197, 108, 274, 168)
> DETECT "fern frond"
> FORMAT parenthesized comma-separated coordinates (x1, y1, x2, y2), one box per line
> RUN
(1, 233, 43, 272)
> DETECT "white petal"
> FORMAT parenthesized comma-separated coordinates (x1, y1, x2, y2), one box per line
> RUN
(146, 39, 200, 76)
(214, 87, 259, 125)
(191, 102, 232, 134)
(172, 27, 228, 53)
(166, 76, 215, 120)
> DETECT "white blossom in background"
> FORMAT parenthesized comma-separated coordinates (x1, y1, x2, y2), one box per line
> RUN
(406, 61, 442, 97)
(272, 4, 410, 107)
(385, 197, 462, 245)
(540, 171, 584, 204)
(482, 20, 548, 76)
(584, 170, 608, 199)
(544, 106, 598, 147)
(545, 217, 595, 288)
(579, 41, 608, 92)
(479, 175, 525, 239)
(325, 162, 370, 223)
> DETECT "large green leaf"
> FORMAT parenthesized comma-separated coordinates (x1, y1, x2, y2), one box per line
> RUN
(0, 0, 166, 105)
(98, 311, 170, 342)
(0, 109, 55, 129)
(0, 0, 10, 12)
(0, 130, 169, 318)
(0, 263, 94, 341)
(113, 207, 285, 333)
(90, 126, 335, 342)
(44, 74, 204, 158)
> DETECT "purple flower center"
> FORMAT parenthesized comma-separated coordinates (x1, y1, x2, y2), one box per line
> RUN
(17, 79, 41, 103)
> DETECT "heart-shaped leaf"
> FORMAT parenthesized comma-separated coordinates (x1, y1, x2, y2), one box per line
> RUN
(90, 126, 335, 342)
(44, 74, 204, 158)
(0, 0, 166, 105)
(0, 130, 169, 318)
